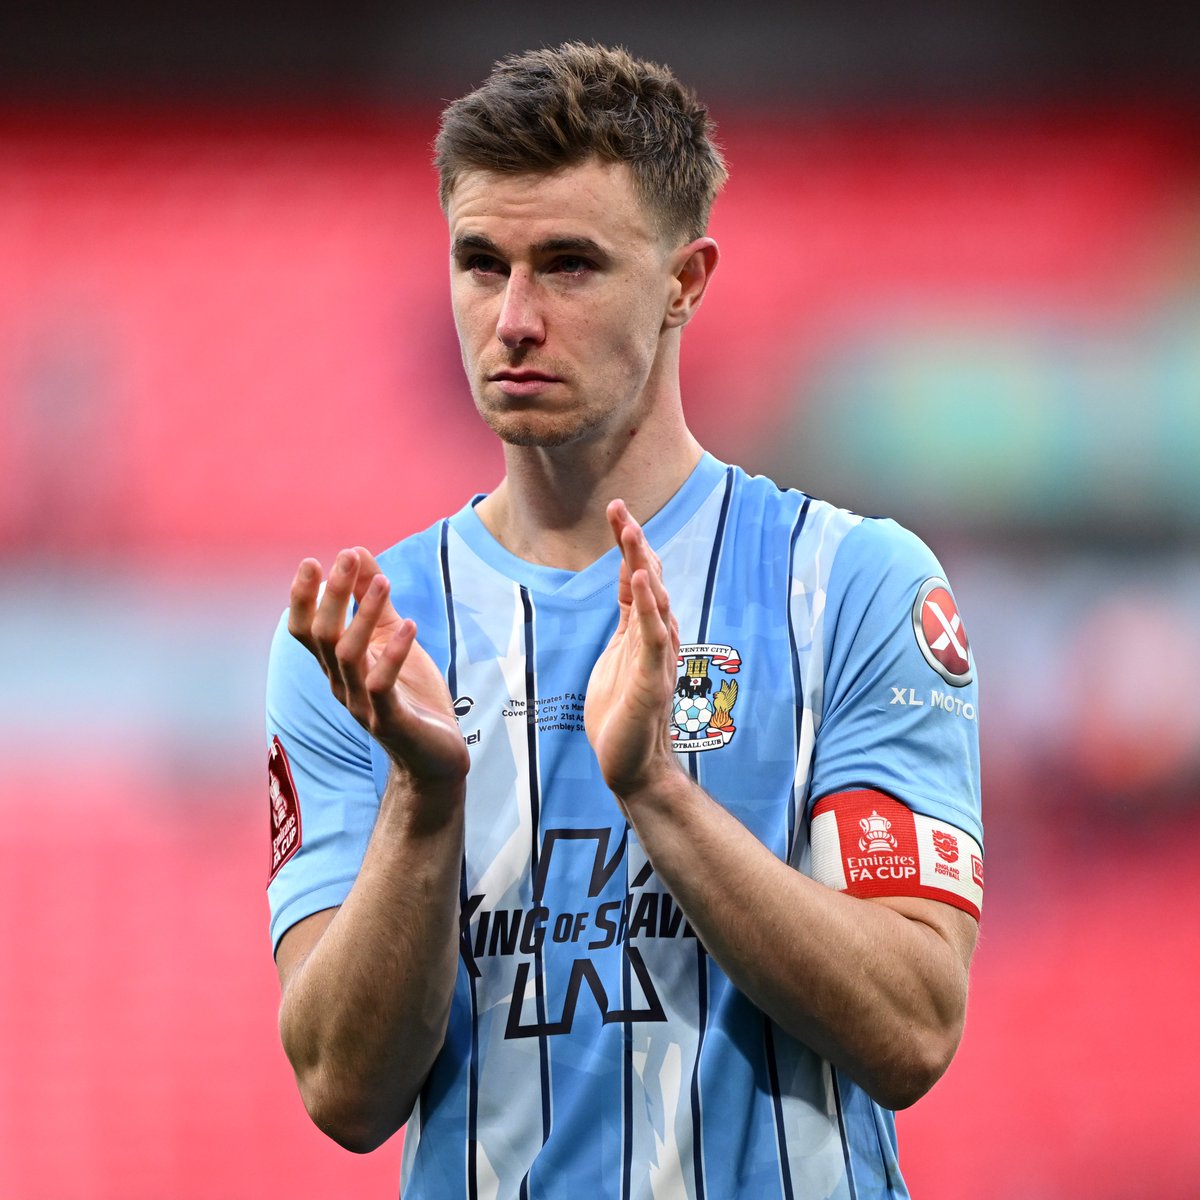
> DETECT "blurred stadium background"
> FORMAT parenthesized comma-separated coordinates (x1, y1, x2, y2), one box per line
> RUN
(1, 4, 1197, 1197)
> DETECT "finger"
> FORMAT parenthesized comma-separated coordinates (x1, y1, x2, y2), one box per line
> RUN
(606, 500, 634, 615)
(605, 497, 628, 545)
(618, 519, 670, 622)
(334, 572, 391, 700)
(640, 542, 671, 620)
(347, 547, 381, 603)
(349, 545, 405, 627)
(364, 618, 418, 721)
(287, 559, 323, 654)
(606, 504, 638, 626)
(351, 545, 385, 577)
(630, 568, 671, 657)
(614, 499, 662, 592)
(311, 548, 360, 682)
(608, 498, 641, 557)
(616, 506, 661, 581)
(631, 569, 676, 706)
(619, 509, 664, 579)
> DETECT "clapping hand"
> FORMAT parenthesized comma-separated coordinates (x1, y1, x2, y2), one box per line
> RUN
(584, 501, 684, 799)
(288, 548, 470, 785)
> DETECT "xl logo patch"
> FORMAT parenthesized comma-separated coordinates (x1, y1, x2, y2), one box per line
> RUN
(912, 578, 973, 687)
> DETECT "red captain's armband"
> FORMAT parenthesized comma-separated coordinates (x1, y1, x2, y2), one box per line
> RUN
(810, 790, 983, 920)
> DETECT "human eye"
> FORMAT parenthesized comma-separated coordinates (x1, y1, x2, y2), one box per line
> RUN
(549, 255, 595, 277)
(465, 253, 506, 277)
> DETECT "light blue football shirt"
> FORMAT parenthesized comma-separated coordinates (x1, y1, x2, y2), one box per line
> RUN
(266, 452, 982, 1199)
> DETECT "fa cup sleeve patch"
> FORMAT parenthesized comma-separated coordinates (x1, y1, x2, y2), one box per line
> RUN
(810, 790, 983, 920)
(267, 736, 303, 884)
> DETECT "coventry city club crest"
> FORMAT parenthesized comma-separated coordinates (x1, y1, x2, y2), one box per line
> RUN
(670, 643, 742, 753)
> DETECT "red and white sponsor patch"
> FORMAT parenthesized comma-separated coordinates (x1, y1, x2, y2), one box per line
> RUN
(267, 736, 302, 884)
(912, 577, 972, 687)
(810, 789, 982, 920)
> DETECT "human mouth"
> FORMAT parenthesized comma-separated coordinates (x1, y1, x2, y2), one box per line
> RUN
(488, 369, 563, 398)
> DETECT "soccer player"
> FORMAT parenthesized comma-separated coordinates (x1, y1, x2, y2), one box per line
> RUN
(267, 42, 983, 1199)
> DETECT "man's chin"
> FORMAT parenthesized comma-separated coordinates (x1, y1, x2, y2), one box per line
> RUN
(479, 408, 603, 449)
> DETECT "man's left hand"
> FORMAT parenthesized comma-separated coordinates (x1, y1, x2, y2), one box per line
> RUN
(584, 499, 684, 798)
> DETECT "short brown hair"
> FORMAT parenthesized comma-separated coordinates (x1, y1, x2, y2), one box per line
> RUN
(434, 42, 728, 243)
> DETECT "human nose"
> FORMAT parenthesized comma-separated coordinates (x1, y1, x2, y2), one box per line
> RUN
(495, 271, 545, 349)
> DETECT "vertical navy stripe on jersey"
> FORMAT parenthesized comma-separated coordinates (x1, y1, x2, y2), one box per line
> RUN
(462, 855, 480, 1200)
(441, 523, 479, 1200)
(687, 467, 735, 779)
(759, 499, 810, 1200)
(517, 586, 551, 1199)
(620, 833, 635, 1200)
(521, 586, 541, 880)
(439, 520, 458, 697)
(683, 468, 731, 1200)
(689, 947, 709, 1200)
(697, 467, 735, 641)
(871, 1108, 902, 1199)
(784, 497, 811, 860)
(763, 1021, 796, 1200)
(832, 1070, 858, 1200)
(619, 826, 634, 1200)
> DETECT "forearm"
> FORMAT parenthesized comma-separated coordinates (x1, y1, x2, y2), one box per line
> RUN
(619, 765, 972, 1109)
(279, 767, 465, 1150)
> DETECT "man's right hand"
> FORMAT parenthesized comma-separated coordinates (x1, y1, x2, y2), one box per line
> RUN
(287, 547, 470, 786)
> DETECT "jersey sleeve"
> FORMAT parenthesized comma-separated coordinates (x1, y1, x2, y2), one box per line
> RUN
(265, 608, 382, 953)
(807, 517, 982, 846)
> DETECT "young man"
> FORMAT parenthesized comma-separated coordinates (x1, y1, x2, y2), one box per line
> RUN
(267, 42, 983, 1199)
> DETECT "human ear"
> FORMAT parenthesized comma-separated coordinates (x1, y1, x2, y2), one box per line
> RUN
(663, 238, 719, 330)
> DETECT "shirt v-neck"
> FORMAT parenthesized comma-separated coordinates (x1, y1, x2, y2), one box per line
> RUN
(447, 452, 728, 603)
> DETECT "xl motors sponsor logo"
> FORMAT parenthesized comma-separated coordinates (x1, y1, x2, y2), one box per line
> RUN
(890, 686, 977, 721)
(912, 577, 972, 687)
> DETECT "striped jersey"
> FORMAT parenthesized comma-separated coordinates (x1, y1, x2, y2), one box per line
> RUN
(266, 452, 983, 1199)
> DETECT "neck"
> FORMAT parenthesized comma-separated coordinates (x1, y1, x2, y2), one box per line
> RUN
(476, 409, 705, 572)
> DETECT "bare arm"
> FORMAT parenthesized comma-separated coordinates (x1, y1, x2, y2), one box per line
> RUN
(604, 769, 975, 1109)
(585, 502, 977, 1110)
(275, 548, 470, 1151)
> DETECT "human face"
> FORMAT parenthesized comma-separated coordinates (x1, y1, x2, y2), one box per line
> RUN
(447, 158, 679, 449)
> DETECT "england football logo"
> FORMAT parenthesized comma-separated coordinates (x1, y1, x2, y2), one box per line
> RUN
(670, 643, 741, 753)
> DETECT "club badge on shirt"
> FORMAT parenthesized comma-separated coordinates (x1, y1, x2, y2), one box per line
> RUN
(670, 642, 742, 753)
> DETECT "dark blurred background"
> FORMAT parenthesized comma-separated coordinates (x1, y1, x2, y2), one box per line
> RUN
(1, 4, 1197, 1197)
